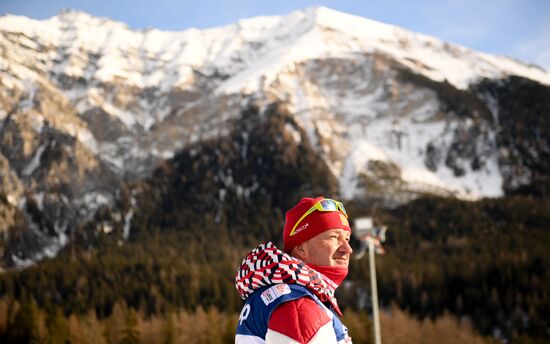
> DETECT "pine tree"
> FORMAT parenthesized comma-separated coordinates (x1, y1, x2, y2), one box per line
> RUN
(161, 310, 175, 344)
(104, 301, 126, 343)
(47, 307, 69, 344)
(81, 309, 107, 344)
(119, 309, 140, 344)
(6, 301, 41, 343)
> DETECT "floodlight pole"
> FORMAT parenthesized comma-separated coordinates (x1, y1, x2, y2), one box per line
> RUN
(368, 238, 382, 344)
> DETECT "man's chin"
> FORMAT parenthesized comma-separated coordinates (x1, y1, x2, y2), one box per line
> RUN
(333, 259, 349, 267)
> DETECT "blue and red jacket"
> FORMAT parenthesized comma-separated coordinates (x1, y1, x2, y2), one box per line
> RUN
(236, 283, 352, 343)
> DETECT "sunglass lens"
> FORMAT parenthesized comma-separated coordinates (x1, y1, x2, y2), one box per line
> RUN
(338, 202, 347, 215)
(320, 199, 338, 211)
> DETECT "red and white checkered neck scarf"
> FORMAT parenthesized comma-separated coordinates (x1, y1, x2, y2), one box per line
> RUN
(235, 241, 343, 316)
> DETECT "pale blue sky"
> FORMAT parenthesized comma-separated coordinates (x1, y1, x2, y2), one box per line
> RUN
(1, 0, 549, 70)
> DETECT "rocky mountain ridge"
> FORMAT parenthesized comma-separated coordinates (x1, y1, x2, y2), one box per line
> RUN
(0, 7, 549, 267)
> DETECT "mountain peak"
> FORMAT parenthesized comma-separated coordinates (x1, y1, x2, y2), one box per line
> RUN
(217, 6, 550, 93)
(51, 9, 130, 32)
(57, 8, 93, 19)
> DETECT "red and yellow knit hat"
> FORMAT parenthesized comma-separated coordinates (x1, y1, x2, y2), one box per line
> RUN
(283, 196, 351, 253)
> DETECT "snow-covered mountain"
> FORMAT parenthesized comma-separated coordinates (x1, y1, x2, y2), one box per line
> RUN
(1, 7, 549, 267)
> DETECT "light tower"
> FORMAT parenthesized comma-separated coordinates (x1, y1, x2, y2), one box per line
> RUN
(354, 217, 388, 344)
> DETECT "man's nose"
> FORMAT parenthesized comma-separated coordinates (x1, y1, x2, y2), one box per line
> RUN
(340, 240, 353, 254)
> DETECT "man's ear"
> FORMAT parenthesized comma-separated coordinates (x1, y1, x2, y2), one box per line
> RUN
(291, 243, 307, 260)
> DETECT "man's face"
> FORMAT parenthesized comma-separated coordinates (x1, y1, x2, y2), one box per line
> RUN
(297, 229, 353, 267)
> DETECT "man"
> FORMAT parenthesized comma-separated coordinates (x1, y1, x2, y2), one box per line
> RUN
(235, 196, 353, 343)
